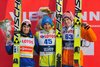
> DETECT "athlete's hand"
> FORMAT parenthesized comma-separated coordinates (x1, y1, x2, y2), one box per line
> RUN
(6, 33, 12, 43)
(81, 23, 90, 30)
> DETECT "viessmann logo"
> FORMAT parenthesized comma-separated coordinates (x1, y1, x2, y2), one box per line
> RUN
(9, 11, 100, 21)
(40, 34, 56, 38)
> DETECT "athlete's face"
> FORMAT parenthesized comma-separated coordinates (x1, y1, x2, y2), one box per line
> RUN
(43, 23, 52, 31)
(63, 18, 72, 27)
(22, 25, 30, 34)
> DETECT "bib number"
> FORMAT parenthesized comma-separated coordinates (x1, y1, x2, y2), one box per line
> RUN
(44, 39, 52, 44)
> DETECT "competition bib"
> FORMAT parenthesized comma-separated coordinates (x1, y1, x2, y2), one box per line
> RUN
(20, 37, 35, 58)
(63, 33, 74, 49)
(39, 33, 55, 55)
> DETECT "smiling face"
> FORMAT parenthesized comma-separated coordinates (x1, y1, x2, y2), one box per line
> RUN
(43, 22, 52, 31)
(63, 17, 72, 27)
(22, 25, 30, 34)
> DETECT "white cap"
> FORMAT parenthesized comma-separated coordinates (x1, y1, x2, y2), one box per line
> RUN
(22, 19, 31, 25)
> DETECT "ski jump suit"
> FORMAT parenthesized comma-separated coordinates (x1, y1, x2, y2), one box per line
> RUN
(62, 11, 97, 67)
(6, 31, 36, 67)
(62, 25, 97, 67)
(5, 19, 37, 67)
(35, 15, 55, 67)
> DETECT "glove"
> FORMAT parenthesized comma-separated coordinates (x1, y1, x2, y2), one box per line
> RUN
(81, 23, 90, 30)
(6, 34, 13, 46)
(39, 7, 53, 14)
